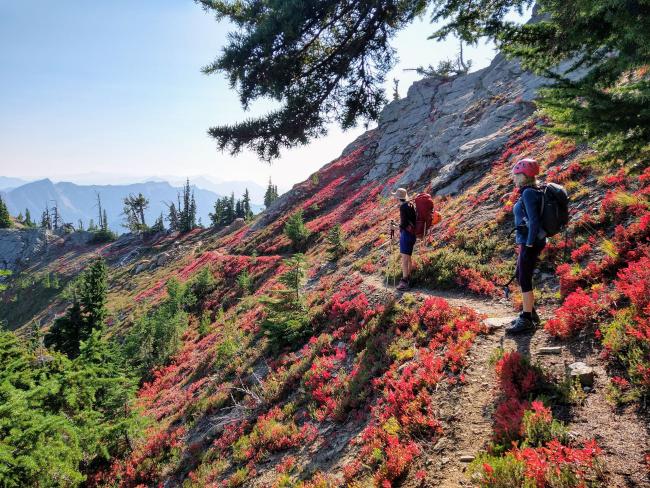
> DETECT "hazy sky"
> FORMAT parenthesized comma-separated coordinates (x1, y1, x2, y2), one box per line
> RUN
(0, 1, 514, 189)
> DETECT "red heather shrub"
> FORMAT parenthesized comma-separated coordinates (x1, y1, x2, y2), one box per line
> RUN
(327, 281, 382, 334)
(494, 397, 531, 443)
(417, 297, 454, 330)
(275, 455, 296, 474)
(510, 439, 602, 488)
(544, 288, 604, 338)
(495, 352, 542, 400)
(303, 346, 348, 420)
(457, 267, 497, 296)
(546, 159, 586, 183)
(493, 352, 544, 443)
(376, 436, 420, 487)
(247, 407, 318, 459)
(97, 425, 187, 487)
(570, 243, 592, 263)
(615, 256, 650, 312)
(359, 427, 420, 487)
(555, 263, 581, 297)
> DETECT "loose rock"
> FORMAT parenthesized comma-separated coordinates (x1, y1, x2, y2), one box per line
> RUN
(568, 362, 595, 386)
(539, 346, 562, 355)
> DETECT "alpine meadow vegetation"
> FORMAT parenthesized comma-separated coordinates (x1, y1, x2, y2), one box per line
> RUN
(0, 1, 648, 486)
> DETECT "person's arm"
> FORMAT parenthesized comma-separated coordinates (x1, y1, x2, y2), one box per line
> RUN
(522, 189, 541, 247)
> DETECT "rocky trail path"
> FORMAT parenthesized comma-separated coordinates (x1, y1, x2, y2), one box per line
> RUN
(362, 273, 650, 487)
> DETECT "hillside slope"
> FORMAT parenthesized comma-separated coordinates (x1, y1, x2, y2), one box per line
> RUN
(3, 52, 649, 487)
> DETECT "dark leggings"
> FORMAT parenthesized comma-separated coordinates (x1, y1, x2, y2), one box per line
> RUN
(516, 241, 545, 293)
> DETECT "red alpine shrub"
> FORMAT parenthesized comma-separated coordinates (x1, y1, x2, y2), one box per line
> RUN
(545, 288, 604, 338)
(615, 256, 650, 312)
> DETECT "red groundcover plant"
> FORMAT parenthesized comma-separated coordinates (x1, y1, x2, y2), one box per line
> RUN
(347, 297, 485, 486)
(544, 288, 605, 339)
(493, 352, 544, 443)
(470, 354, 602, 487)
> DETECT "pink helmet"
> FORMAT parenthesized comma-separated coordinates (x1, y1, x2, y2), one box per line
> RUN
(512, 158, 540, 177)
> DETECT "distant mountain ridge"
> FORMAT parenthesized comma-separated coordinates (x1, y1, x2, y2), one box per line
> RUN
(0, 179, 263, 232)
(0, 177, 28, 191)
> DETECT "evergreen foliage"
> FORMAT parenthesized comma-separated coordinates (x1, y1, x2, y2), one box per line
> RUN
(326, 224, 347, 261)
(201, 0, 650, 163)
(23, 208, 34, 227)
(0, 327, 140, 487)
(151, 212, 165, 233)
(197, 0, 425, 160)
(123, 279, 188, 379)
(264, 178, 279, 208)
(44, 258, 108, 358)
(177, 179, 198, 233)
(0, 196, 12, 228)
(122, 193, 149, 232)
(260, 254, 310, 351)
(284, 210, 311, 251)
(210, 189, 253, 228)
(166, 202, 180, 231)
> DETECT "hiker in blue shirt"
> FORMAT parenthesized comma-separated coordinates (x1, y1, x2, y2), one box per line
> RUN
(392, 188, 416, 291)
(506, 158, 547, 334)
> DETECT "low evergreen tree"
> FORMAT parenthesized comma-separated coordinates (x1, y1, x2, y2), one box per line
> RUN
(326, 224, 347, 261)
(166, 202, 180, 231)
(284, 210, 311, 251)
(123, 278, 188, 379)
(151, 212, 165, 233)
(264, 178, 279, 208)
(24, 208, 33, 227)
(44, 258, 108, 358)
(260, 254, 310, 351)
(242, 188, 253, 220)
(122, 193, 149, 232)
(0, 196, 12, 228)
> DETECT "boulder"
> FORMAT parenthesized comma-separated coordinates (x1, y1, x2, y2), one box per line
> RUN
(568, 362, 595, 386)
(156, 252, 172, 267)
(133, 261, 151, 274)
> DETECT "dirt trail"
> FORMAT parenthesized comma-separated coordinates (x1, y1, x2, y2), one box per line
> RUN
(363, 273, 650, 487)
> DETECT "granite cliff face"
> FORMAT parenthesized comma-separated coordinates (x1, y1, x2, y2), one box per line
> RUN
(258, 54, 545, 231)
(0, 229, 52, 272)
(369, 54, 544, 192)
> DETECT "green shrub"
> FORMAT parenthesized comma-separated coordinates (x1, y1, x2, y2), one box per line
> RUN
(412, 248, 484, 288)
(123, 279, 188, 379)
(284, 210, 311, 251)
(260, 254, 311, 351)
(184, 267, 217, 311)
(468, 453, 527, 487)
(89, 228, 117, 244)
(237, 270, 252, 295)
(326, 224, 347, 261)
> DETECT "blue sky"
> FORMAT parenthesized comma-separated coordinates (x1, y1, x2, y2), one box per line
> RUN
(0, 1, 520, 189)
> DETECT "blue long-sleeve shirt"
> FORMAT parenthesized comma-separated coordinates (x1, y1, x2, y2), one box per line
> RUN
(513, 186, 546, 246)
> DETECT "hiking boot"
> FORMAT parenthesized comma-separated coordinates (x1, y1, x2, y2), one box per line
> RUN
(396, 278, 410, 291)
(510, 309, 541, 326)
(506, 315, 535, 335)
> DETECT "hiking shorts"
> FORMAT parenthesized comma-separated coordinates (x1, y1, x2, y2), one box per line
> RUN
(399, 229, 416, 256)
(516, 241, 545, 293)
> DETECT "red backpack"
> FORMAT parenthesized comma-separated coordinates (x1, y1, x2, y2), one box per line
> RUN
(412, 193, 437, 237)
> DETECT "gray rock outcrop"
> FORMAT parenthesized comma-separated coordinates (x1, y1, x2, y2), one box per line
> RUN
(0, 229, 52, 271)
(367, 54, 545, 193)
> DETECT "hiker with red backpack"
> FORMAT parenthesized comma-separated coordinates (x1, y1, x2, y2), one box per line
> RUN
(506, 158, 569, 334)
(392, 188, 417, 290)
(391, 188, 437, 291)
